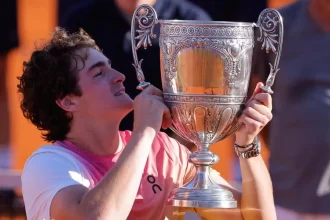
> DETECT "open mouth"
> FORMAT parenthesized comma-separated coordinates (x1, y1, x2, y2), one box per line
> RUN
(115, 88, 126, 96)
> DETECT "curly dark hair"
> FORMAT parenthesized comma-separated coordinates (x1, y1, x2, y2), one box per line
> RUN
(17, 27, 101, 142)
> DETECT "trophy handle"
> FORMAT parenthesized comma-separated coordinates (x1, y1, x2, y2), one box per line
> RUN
(131, 5, 189, 141)
(131, 4, 159, 90)
(254, 8, 284, 94)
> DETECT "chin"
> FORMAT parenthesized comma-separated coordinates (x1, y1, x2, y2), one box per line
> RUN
(123, 96, 134, 108)
(123, 103, 134, 112)
(117, 93, 134, 104)
(110, 94, 134, 114)
(119, 99, 134, 113)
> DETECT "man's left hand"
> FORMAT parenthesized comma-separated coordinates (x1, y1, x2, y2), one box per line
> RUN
(235, 82, 273, 146)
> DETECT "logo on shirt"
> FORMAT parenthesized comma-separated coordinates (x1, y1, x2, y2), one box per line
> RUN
(147, 174, 162, 194)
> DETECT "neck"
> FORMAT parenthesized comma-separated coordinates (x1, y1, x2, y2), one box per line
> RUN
(309, 0, 330, 32)
(66, 115, 122, 156)
(114, 0, 157, 16)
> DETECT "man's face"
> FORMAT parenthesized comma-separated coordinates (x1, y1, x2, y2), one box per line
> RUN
(70, 48, 134, 121)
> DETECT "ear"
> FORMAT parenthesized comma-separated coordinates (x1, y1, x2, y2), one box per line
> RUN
(55, 95, 79, 112)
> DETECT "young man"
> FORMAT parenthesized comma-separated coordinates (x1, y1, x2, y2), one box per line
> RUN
(19, 28, 276, 220)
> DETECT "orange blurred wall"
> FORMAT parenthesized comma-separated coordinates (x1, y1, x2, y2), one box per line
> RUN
(7, 0, 296, 180)
(7, 0, 57, 170)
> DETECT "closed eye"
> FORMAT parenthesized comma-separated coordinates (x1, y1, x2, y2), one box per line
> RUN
(93, 71, 103, 78)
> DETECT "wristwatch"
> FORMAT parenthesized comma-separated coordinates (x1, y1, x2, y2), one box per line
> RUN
(234, 137, 261, 159)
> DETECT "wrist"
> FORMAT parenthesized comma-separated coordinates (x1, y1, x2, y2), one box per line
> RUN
(128, 127, 158, 152)
(234, 135, 256, 146)
(133, 124, 157, 134)
(236, 145, 254, 152)
(234, 137, 261, 159)
(132, 126, 157, 140)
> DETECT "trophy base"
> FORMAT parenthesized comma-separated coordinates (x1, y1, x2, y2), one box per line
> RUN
(168, 188, 237, 208)
(168, 164, 237, 209)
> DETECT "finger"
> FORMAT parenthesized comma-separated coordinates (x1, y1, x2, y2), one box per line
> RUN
(243, 106, 271, 126)
(247, 100, 273, 120)
(133, 94, 163, 105)
(141, 85, 163, 97)
(240, 113, 264, 131)
(149, 98, 171, 129)
(149, 95, 164, 102)
(253, 93, 272, 110)
(248, 82, 264, 102)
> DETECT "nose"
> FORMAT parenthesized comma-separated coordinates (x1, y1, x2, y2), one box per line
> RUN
(110, 68, 126, 85)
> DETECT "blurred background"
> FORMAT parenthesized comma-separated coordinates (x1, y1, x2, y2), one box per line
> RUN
(0, 0, 301, 219)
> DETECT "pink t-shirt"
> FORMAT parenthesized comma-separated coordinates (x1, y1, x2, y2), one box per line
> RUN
(21, 131, 196, 220)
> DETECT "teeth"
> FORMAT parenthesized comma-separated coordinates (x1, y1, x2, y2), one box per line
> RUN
(115, 91, 124, 96)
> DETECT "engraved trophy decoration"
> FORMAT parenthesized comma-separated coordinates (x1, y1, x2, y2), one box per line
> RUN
(131, 5, 283, 208)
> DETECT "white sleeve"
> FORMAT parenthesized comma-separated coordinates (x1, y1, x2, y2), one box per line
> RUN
(21, 150, 91, 220)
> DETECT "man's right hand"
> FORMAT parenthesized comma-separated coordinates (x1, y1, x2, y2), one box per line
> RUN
(133, 85, 172, 132)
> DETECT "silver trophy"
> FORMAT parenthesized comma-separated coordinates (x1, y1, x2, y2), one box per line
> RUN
(131, 5, 283, 208)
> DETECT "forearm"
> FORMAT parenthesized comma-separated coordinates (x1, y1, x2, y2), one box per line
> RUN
(239, 154, 276, 220)
(78, 128, 156, 220)
(232, 81, 275, 220)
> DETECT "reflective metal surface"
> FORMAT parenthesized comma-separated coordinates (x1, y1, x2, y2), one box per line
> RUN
(131, 4, 283, 208)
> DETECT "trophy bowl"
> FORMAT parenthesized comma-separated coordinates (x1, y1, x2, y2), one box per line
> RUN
(131, 5, 283, 208)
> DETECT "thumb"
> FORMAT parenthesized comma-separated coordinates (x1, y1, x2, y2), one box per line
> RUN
(248, 82, 264, 102)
